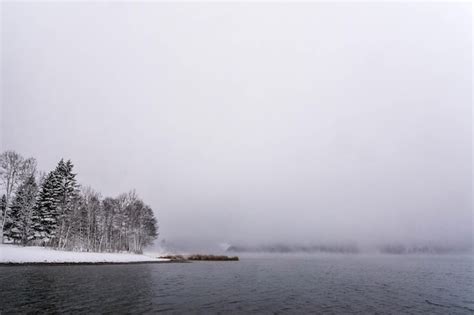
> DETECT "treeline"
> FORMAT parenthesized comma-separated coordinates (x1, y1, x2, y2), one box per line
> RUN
(226, 243, 359, 254)
(0, 151, 158, 253)
(378, 244, 472, 255)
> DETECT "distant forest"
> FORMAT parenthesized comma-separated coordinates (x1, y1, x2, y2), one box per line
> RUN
(0, 151, 158, 253)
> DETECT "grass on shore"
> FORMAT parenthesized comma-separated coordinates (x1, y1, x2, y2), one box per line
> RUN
(159, 254, 239, 261)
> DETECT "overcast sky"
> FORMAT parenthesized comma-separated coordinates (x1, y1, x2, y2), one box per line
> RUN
(1, 2, 472, 249)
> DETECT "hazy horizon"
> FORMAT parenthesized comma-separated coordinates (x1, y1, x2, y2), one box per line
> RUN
(1, 2, 472, 250)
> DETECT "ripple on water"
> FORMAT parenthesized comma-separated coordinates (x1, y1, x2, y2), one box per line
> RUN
(0, 255, 473, 314)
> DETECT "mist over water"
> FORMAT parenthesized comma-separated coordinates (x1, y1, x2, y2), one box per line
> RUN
(2, 3, 472, 252)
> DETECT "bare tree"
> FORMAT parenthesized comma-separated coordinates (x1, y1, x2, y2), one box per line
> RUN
(0, 151, 37, 242)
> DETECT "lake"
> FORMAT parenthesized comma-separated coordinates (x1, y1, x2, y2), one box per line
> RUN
(1, 254, 472, 314)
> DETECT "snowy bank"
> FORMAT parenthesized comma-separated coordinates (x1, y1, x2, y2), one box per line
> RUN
(0, 244, 170, 264)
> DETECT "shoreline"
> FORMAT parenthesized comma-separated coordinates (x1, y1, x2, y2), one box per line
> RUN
(0, 244, 171, 265)
(0, 260, 184, 266)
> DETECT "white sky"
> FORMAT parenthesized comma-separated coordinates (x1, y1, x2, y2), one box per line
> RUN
(1, 2, 472, 248)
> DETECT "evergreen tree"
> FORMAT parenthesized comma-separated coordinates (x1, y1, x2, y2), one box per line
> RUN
(0, 151, 37, 243)
(33, 171, 61, 244)
(56, 159, 78, 204)
(6, 176, 38, 245)
(54, 159, 79, 249)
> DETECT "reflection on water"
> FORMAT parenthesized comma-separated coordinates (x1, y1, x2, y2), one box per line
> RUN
(1, 255, 473, 314)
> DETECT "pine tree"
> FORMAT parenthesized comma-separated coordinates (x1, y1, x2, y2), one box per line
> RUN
(6, 176, 38, 245)
(33, 171, 61, 244)
(54, 159, 79, 249)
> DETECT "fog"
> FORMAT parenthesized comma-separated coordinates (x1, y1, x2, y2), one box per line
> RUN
(1, 3, 472, 251)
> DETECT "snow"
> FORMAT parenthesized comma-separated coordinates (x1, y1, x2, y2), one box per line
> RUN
(0, 244, 170, 264)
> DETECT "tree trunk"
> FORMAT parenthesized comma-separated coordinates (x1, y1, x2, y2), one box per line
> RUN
(0, 195, 10, 244)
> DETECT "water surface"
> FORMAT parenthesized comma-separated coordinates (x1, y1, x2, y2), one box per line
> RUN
(1, 254, 472, 314)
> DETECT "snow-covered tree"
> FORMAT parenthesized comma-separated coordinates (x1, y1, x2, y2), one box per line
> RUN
(54, 159, 79, 249)
(5, 176, 38, 245)
(99, 197, 118, 252)
(0, 151, 37, 242)
(33, 171, 61, 244)
(76, 187, 101, 251)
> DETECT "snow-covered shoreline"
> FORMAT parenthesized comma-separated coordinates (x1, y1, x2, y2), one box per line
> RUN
(0, 244, 170, 264)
